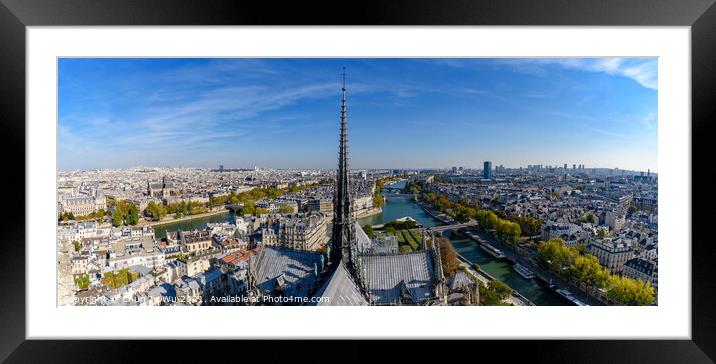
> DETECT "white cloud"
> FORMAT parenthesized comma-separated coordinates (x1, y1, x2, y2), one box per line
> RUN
(437, 58, 658, 90)
(621, 62, 658, 89)
(525, 58, 658, 90)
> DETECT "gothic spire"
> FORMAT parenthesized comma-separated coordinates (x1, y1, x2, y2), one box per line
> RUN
(329, 67, 357, 270)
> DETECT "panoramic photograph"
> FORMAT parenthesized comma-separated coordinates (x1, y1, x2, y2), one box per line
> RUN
(56, 58, 658, 306)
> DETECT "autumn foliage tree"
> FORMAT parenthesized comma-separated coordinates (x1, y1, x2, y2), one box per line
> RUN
(537, 238, 655, 305)
(437, 237, 460, 277)
(606, 275, 656, 305)
(571, 254, 610, 288)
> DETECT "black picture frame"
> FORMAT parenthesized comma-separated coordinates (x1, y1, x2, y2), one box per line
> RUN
(1, 0, 714, 362)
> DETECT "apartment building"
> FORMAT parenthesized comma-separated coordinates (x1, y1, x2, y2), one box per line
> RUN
(587, 238, 634, 274)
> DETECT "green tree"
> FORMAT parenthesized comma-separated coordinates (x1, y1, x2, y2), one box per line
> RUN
(479, 280, 515, 305)
(229, 192, 240, 204)
(362, 224, 374, 237)
(586, 213, 596, 224)
(606, 275, 656, 305)
(383, 220, 417, 230)
(373, 192, 384, 208)
(266, 188, 284, 200)
(407, 180, 422, 194)
(59, 211, 76, 221)
(240, 201, 256, 216)
(484, 211, 498, 230)
(571, 254, 610, 288)
(597, 228, 607, 238)
(509, 216, 542, 236)
(496, 220, 521, 244)
(74, 274, 90, 289)
(112, 210, 123, 227)
(110, 200, 142, 226)
(144, 201, 167, 221)
(279, 204, 295, 214)
(537, 238, 578, 276)
(72, 240, 81, 252)
(126, 204, 139, 225)
(117, 269, 130, 286)
(489, 279, 514, 300)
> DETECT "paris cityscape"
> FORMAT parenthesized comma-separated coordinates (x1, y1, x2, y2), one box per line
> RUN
(57, 58, 658, 306)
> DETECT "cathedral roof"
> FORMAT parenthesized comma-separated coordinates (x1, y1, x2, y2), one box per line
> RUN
(355, 222, 372, 252)
(253, 247, 323, 299)
(447, 270, 475, 290)
(361, 251, 437, 305)
(312, 260, 369, 306)
(149, 183, 164, 190)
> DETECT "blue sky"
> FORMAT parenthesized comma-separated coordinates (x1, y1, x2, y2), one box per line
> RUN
(58, 58, 657, 172)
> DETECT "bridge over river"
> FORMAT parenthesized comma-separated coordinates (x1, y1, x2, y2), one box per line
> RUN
(424, 221, 478, 233)
(358, 195, 571, 306)
(381, 193, 415, 198)
(225, 204, 244, 213)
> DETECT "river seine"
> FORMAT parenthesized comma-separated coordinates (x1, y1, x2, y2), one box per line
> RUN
(359, 181, 568, 306)
(154, 180, 568, 305)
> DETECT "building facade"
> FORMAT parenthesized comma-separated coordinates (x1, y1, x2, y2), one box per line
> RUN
(623, 257, 658, 290)
(59, 194, 106, 217)
(587, 238, 634, 274)
(147, 177, 177, 198)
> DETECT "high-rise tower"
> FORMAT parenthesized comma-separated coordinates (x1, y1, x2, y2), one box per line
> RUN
(483, 161, 492, 179)
(329, 68, 357, 271)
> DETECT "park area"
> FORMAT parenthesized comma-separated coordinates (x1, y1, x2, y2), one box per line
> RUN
(364, 219, 426, 253)
(390, 229, 423, 253)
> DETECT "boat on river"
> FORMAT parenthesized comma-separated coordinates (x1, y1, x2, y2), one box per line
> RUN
(554, 288, 589, 306)
(480, 242, 506, 259)
(513, 263, 536, 279)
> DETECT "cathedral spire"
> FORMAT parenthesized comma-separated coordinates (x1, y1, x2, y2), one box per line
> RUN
(329, 67, 357, 270)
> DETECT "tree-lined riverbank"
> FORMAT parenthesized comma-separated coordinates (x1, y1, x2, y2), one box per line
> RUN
(359, 182, 569, 306)
(139, 208, 230, 228)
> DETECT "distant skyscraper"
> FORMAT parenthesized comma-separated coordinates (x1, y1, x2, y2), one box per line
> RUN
(483, 161, 492, 179)
(564, 163, 568, 170)
(219, 164, 224, 171)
